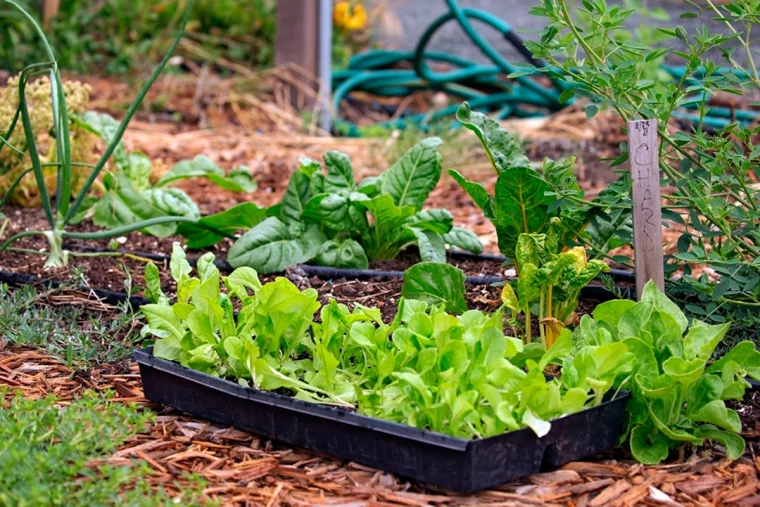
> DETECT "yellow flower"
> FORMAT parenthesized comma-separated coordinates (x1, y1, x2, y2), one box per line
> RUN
(334, 1, 367, 32)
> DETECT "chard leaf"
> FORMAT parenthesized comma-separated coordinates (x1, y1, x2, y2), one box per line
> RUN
(443, 226, 483, 254)
(381, 137, 443, 209)
(315, 238, 369, 269)
(406, 209, 453, 234)
(323, 151, 355, 192)
(177, 202, 267, 249)
(410, 228, 446, 263)
(401, 262, 467, 314)
(228, 217, 326, 273)
(448, 169, 495, 219)
(493, 168, 553, 259)
(456, 102, 530, 173)
(358, 195, 416, 261)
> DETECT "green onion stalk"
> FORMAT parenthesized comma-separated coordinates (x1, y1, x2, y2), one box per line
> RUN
(0, 0, 210, 268)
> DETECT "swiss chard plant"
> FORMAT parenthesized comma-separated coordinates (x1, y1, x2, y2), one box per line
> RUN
(0, 0, 213, 267)
(571, 281, 760, 464)
(451, 102, 631, 265)
(501, 229, 609, 349)
(142, 244, 624, 440)
(223, 138, 483, 273)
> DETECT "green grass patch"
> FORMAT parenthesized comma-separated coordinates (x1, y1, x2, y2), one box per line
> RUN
(0, 391, 206, 506)
(0, 283, 141, 368)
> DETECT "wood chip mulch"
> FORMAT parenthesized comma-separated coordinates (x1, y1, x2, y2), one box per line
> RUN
(2, 345, 760, 506)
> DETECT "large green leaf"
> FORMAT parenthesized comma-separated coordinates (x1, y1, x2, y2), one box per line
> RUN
(493, 168, 553, 259)
(323, 151, 355, 193)
(91, 173, 176, 237)
(177, 202, 268, 249)
(448, 169, 494, 219)
(315, 238, 368, 269)
(156, 155, 256, 192)
(358, 195, 416, 261)
(142, 188, 200, 219)
(75, 111, 129, 170)
(302, 192, 368, 232)
(406, 209, 453, 234)
(281, 159, 320, 224)
(410, 228, 446, 263)
(456, 102, 530, 173)
(227, 217, 326, 273)
(401, 262, 467, 314)
(443, 226, 483, 254)
(380, 137, 443, 209)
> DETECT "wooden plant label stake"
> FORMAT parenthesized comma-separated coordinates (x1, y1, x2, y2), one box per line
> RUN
(628, 119, 665, 299)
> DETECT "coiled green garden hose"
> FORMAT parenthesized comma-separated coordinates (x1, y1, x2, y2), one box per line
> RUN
(332, 0, 760, 135)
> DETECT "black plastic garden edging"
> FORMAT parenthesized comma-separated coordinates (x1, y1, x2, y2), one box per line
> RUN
(134, 347, 630, 492)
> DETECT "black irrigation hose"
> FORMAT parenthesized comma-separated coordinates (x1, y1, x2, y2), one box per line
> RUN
(0, 269, 151, 310)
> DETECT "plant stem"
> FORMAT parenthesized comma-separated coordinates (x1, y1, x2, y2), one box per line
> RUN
(0, 230, 46, 255)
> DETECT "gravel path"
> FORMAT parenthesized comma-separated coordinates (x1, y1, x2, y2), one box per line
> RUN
(373, 1, 751, 67)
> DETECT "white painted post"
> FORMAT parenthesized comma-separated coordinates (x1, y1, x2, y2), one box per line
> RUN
(628, 119, 665, 299)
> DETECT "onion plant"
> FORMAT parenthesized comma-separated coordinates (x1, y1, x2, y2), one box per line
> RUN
(0, 0, 201, 268)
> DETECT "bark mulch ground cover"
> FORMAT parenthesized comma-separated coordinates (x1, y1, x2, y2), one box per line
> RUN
(3, 342, 760, 507)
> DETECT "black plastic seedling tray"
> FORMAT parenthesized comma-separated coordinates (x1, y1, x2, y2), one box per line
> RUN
(134, 348, 630, 492)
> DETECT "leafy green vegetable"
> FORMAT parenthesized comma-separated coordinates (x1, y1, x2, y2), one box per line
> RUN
(572, 281, 760, 464)
(142, 245, 619, 441)
(227, 217, 326, 273)
(452, 101, 631, 263)
(74, 114, 258, 238)
(177, 202, 267, 249)
(501, 230, 609, 348)
(401, 262, 468, 314)
(156, 155, 257, 192)
(225, 138, 483, 272)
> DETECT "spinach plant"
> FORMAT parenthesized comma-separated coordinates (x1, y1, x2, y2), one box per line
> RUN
(0, 0, 207, 267)
(72, 112, 257, 237)
(450, 102, 631, 265)
(224, 138, 483, 273)
(142, 245, 623, 440)
(572, 281, 760, 464)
